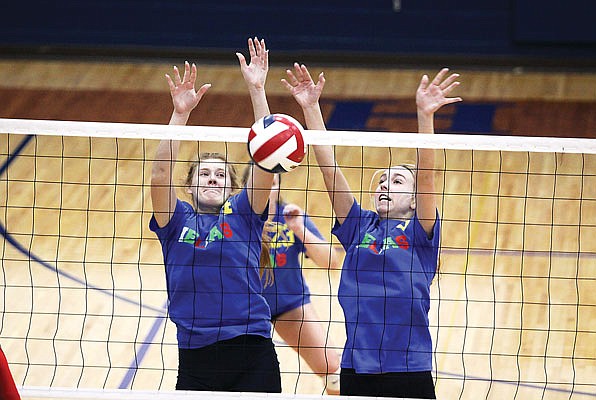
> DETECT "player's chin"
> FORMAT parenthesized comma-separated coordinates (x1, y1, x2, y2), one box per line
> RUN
(201, 193, 224, 206)
(376, 204, 390, 216)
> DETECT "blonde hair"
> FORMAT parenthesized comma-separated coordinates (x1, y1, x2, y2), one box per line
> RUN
(241, 162, 277, 286)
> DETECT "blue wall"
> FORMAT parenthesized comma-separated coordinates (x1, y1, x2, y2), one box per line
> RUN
(2, 1, 594, 64)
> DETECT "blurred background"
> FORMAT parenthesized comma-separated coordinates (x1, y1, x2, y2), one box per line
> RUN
(2, 0, 595, 69)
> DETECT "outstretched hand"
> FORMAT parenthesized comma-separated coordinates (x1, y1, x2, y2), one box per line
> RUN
(283, 203, 306, 233)
(237, 37, 269, 91)
(165, 61, 211, 115)
(416, 68, 462, 116)
(281, 63, 325, 109)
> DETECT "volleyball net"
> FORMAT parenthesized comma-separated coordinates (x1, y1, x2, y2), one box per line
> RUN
(1, 118, 595, 400)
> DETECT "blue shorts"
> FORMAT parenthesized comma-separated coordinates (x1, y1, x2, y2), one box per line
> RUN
(263, 269, 311, 319)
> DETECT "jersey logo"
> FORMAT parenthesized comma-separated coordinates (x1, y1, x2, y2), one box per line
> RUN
(178, 222, 233, 249)
(266, 221, 295, 249)
(222, 199, 233, 215)
(266, 221, 295, 267)
(357, 220, 410, 254)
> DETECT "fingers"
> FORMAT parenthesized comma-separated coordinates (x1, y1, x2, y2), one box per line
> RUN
(300, 64, 314, 82)
(317, 71, 326, 90)
(249, 37, 267, 57)
(428, 68, 460, 92)
(189, 62, 197, 85)
(418, 74, 429, 91)
(291, 63, 318, 84)
(236, 52, 247, 68)
(431, 68, 449, 86)
(196, 83, 212, 99)
(172, 65, 182, 86)
(283, 204, 302, 216)
(285, 67, 300, 86)
(248, 37, 256, 58)
(182, 61, 191, 84)
(442, 80, 461, 96)
(262, 39, 269, 68)
(165, 73, 175, 92)
(280, 78, 293, 91)
(439, 73, 460, 91)
(282, 64, 324, 92)
(443, 95, 463, 105)
(170, 61, 198, 87)
(252, 37, 265, 56)
(167, 62, 210, 98)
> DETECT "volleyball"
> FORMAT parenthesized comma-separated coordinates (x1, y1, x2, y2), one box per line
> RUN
(248, 114, 306, 173)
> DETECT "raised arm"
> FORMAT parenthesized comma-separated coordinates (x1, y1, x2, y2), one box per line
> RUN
(415, 68, 461, 235)
(151, 61, 211, 227)
(283, 204, 341, 270)
(282, 63, 354, 224)
(237, 37, 275, 214)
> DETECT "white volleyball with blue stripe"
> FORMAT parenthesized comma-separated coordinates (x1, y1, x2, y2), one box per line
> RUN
(248, 114, 306, 173)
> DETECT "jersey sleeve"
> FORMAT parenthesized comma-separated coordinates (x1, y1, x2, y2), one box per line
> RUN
(332, 199, 376, 251)
(230, 188, 268, 225)
(149, 199, 193, 240)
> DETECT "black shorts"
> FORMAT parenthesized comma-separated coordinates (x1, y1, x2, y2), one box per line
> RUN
(176, 335, 281, 393)
(340, 368, 436, 399)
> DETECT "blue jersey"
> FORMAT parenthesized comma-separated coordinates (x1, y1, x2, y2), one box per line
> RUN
(149, 189, 272, 349)
(262, 203, 323, 318)
(332, 199, 440, 373)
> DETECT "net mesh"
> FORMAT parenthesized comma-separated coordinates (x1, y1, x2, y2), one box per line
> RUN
(1, 119, 595, 399)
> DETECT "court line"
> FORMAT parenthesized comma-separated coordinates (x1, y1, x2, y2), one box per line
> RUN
(0, 134, 168, 390)
(118, 303, 168, 389)
(0, 135, 165, 315)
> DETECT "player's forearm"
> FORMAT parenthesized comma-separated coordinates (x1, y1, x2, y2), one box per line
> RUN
(152, 140, 180, 183)
(249, 88, 270, 121)
(303, 234, 340, 270)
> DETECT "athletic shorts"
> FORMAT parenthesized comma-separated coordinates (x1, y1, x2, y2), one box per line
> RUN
(340, 368, 436, 399)
(176, 335, 281, 393)
(263, 270, 311, 319)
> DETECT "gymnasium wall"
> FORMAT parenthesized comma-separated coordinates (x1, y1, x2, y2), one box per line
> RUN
(2, 1, 595, 66)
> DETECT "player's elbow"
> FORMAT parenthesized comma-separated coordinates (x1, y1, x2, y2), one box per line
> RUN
(328, 248, 342, 270)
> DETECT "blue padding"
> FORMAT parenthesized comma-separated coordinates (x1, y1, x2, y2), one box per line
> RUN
(327, 101, 374, 130)
(450, 103, 496, 134)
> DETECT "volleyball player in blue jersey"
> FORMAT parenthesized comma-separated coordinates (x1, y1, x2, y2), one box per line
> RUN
(241, 168, 342, 394)
(150, 38, 281, 392)
(283, 64, 461, 398)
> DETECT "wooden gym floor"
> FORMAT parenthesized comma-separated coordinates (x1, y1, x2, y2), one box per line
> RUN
(0, 58, 595, 399)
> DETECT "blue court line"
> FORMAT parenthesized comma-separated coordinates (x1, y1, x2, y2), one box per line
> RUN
(1, 134, 168, 389)
(118, 302, 168, 389)
(0, 134, 35, 176)
(0, 135, 165, 314)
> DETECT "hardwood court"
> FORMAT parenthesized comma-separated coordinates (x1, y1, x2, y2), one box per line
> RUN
(0, 59, 595, 399)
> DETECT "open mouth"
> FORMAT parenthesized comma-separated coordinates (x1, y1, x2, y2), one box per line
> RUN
(378, 194, 391, 202)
